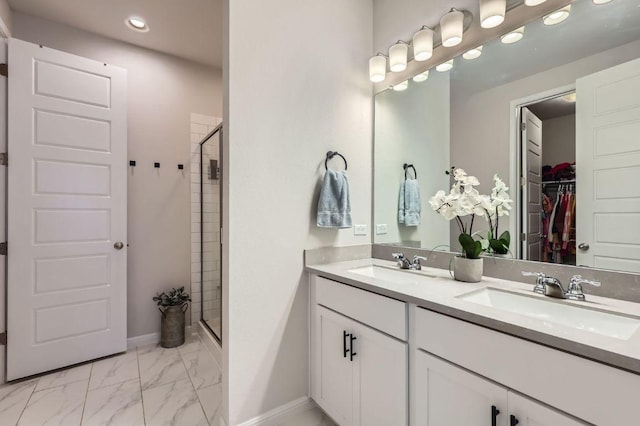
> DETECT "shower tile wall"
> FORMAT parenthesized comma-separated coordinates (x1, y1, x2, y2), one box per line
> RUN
(190, 113, 222, 329)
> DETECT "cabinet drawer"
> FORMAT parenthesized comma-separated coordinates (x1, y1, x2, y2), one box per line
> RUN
(314, 276, 407, 341)
(415, 307, 640, 425)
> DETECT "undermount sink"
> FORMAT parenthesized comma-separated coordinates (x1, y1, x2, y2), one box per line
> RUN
(347, 265, 435, 285)
(457, 287, 640, 340)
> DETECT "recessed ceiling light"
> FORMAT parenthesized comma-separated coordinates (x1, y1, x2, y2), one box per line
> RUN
(413, 70, 430, 82)
(393, 80, 409, 91)
(126, 17, 149, 32)
(501, 27, 525, 44)
(543, 5, 571, 25)
(593, 0, 612, 4)
(436, 59, 454, 72)
(563, 93, 576, 102)
(525, 0, 547, 5)
(463, 46, 483, 60)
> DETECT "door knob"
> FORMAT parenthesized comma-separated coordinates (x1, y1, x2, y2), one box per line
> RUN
(114, 241, 124, 250)
(578, 243, 590, 251)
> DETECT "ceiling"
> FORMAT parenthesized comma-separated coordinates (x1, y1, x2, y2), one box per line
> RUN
(451, 0, 640, 95)
(8, 0, 223, 68)
(528, 95, 575, 121)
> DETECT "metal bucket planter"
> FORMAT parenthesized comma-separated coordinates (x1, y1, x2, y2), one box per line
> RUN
(160, 304, 188, 348)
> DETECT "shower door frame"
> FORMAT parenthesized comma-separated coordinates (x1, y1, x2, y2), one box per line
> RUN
(199, 123, 223, 344)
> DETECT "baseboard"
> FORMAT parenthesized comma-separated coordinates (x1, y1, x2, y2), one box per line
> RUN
(238, 396, 316, 426)
(126, 332, 160, 350)
(197, 321, 222, 365)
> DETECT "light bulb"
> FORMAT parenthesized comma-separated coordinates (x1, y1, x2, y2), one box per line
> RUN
(463, 46, 483, 60)
(369, 55, 387, 83)
(389, 42, 408, 72)
(436, 59, 454, 72)
(501, 26, 525, 44)
(413, 70, 430, 82)
(440, 9, 464, 47)
(543, 5, 571, 25)
(393, 80, 409, 91)
(126, 17, 149, 32)
(413, 28, 434, 62)
(479, 0, 505, 29)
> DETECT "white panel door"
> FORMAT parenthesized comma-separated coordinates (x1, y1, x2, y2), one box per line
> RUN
(315, 306, 354, 426)
(414, 351, 508, 426)
(576, 58, 640, 272)
(508, 392, 586, 426)
(0, 40, 6, 385)
(7, 38, 127, 380)
(521, 108, 543, 261)
(354, 320, 407, 426)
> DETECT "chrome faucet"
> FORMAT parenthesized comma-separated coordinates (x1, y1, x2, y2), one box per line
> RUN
(392, 253, 427, 270)
(522, 272, 601, 301)
(565, 275, 601, 301)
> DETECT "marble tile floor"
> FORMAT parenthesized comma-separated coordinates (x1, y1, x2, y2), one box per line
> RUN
(0, 331, 222, 426)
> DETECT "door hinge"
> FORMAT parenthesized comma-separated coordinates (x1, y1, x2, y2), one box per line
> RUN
(520, 122, 527, 132)
(520, 233, 526, 242)
(0, 152, 7, 166)
(0, 242, 7, 255)
(0, 332, 6, 346)
(520, 176, 526, 187)
(0, 63, 7, 78)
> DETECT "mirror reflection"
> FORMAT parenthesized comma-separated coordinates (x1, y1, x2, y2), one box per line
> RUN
(373, 0, 640, 274)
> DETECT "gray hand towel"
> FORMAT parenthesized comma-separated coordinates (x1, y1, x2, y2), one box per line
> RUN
(317, 169, 352, 228)
(399, 178, 420, 226)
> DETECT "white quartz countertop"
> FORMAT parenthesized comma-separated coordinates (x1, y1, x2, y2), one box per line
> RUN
(306, 258, 640, 374)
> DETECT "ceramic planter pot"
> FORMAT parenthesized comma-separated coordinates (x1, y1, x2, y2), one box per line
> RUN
(159, 304, 188, 348)
(453, 256, 483, 283)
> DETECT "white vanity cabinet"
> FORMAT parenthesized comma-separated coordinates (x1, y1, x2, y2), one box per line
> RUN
(414, 351, 584, 426)
(415, 308, 640, 425)
(311, 276, 408, 426)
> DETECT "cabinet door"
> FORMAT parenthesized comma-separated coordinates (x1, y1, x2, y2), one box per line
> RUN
(508, 392, 587, 426)
(414, 351, 508, 426)
(354, 321, 408, 426)
(315, 306, 355, 426)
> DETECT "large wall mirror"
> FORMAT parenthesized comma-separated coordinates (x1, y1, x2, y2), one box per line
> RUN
(373, 0, 640, 274)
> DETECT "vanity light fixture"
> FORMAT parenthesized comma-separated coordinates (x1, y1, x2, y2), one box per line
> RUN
(413, 27, 434, 61)
(543, 5, 571, 25)
(369, 53, 387, 83)
(436, 59, 454, 72)
(501, 26, 525, 44)
(412, 70, 430, 82)
(393, 80, 409, 91)
(524, 0, 547, 5)
(440, 9, 464, 47)
(389, 41, 409, 72)
(593, 0, 612, 4)
(126, 16, 149, 32)
(479, 0, 506, 29)
(463, 46, 483, 60)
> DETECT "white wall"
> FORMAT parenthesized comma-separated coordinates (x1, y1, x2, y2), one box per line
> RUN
(542, 114, 575, 167)
(12, 12, 223, 339)
(0, 0, 11, 36)
(224, 0, 373, 423)
(374, 71, 450, 249)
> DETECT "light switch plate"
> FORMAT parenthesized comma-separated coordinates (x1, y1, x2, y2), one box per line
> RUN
(354, 224, 367, 236)
(376, 224, 388, 235)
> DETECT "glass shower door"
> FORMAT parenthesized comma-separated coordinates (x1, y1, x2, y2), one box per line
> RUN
(200, 124, 222, 342)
